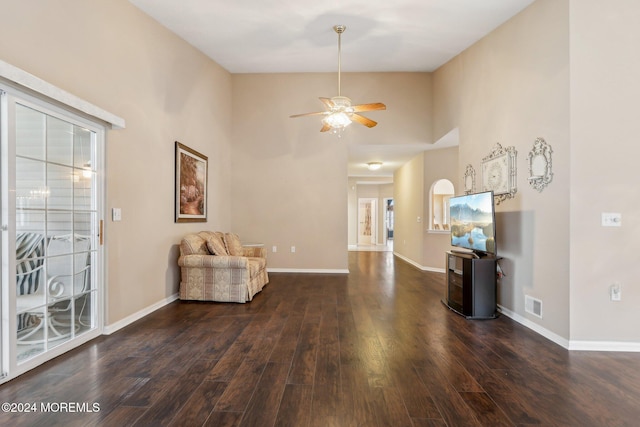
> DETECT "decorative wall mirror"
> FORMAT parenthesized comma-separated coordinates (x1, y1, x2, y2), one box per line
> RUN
(482, 142, 517, 204)
(527, 137, 553, 192)
(463, 164, 475, 194)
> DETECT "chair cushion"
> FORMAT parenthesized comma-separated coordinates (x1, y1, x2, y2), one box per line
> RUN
(181, 234, 209, 256)
(204, 233, 229, 255)
(16, 232, 45, 294)
(224, 233, 244, 256)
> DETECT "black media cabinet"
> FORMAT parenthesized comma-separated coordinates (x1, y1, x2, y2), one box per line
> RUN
(442, 251, 499, 319)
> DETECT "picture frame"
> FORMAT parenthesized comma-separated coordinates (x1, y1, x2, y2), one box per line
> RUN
(482, 142, 517, 204)
(463, 164, 476, 194)
(175, 141, 208, 223)
(527, 137, 553, 192)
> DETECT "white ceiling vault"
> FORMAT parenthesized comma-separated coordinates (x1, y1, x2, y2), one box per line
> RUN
(129, 0, 534, 178)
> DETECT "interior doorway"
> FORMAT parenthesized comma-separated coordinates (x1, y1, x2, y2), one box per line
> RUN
(383, 198, 394, 247)
(357, 198, 377, 245)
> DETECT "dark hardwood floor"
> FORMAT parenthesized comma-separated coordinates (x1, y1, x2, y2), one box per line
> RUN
(2, 251, 640, 426)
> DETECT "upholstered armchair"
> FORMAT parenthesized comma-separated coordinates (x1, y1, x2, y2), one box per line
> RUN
(178, 231, 268, 303)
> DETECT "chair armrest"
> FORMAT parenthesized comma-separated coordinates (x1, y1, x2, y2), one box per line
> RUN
(242, 246, 266, 258)
(179, 254, 248, 269)
(47, 265, 90, 298)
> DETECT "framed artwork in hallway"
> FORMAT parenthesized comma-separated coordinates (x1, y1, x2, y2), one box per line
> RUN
(175, 141, 208, 222)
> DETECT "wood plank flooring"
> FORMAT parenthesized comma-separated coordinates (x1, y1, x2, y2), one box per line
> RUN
(2, 251, 640, 426)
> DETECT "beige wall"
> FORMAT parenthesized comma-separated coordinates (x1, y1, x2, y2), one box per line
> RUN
(392, 146, 458, 272)
(230, 72, 431, 270)
(394, 153, 425, 262)
(0, 0, 233, 325)
(569, 0, 640, 343)
(230, 73, 348, 271)
(433, 0, 571, 339)
(423, 146, 459, 270)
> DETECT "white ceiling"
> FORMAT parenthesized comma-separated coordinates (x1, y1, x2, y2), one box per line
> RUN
(129, 0, 534, 178)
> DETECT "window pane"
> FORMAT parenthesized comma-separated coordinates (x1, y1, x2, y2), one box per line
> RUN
(47, 253, 73, 299)
(17, 306, 46, 363)
(47, 115, 73, 166)
(74, 212, 94, 242)
(47, 212, 72, 240)
(16, 210, 45, 235)
(16, 104, 45, 160)
(74, 170, 93, 211)
(47, 301, 73, 349)
(73, 126, 94, 170)
(46, 163, 73, 210)
(16, 157, 46, 210)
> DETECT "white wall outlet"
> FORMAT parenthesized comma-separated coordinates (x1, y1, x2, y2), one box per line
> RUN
(291, 246, 296, 253)
(610, 283, 622, 301)
(601, 212, 622, 227)
(272, 246, 277, 253)
(112, 208, 122, 221)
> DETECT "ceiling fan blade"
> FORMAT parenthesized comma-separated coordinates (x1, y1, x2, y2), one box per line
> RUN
(319, 97, 335, 108)
(351, 113, 378, 128)
(290, 111, 328, 118)
(352, 102, 386, 113)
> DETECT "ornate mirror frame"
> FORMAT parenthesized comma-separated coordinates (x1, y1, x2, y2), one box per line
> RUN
(463, 164, 475, 194)
(527, 137, 553, 192)
(482, 142, 517, 205)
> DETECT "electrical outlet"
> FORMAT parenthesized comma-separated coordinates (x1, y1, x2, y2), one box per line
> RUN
(291, 246, 296, 253)
(272, 246, 277, 253)
(610, 283, 622, 301)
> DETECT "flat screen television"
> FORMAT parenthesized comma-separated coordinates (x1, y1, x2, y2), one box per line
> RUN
(449, 190, 496, 256)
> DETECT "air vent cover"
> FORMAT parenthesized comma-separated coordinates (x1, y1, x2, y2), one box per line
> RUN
(525, 295, 543, 318)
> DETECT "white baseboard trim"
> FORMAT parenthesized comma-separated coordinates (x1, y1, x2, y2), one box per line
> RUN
(393, 252, 445, 273)
(103, 293, 179, 335)
(267, 268, 349, 274)
(497, 305, 640, 352)
(568, 340, 640, 352)
(498, 304, 570, 349)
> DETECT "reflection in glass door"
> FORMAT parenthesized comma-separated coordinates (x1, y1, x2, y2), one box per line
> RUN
(3, 93, 103, 371)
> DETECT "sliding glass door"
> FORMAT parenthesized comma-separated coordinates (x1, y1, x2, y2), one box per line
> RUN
(1, 89, 103, 378)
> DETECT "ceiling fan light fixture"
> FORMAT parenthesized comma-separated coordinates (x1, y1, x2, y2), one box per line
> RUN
(323, 112, 352, 133)
(367, 162, 383, 171)
(290, 25, 386, 133)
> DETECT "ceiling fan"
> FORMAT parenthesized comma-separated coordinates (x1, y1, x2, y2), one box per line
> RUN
(290, 25, 386, 134)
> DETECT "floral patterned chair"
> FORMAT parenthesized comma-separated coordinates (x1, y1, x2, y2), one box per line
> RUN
(178, 231, 268, 303)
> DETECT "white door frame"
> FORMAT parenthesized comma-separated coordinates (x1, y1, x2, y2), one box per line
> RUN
(0, 87, 104, 383)
(382, 197, 394, 246)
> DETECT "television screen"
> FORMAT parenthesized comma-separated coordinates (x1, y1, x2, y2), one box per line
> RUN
(449, 191, 496, 255)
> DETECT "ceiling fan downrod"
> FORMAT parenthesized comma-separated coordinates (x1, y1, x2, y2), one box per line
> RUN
(333, 25, 346, 97)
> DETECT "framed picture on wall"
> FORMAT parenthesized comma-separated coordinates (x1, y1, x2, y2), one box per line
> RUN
(482, 142, 517, 204)
(175, 141, 208, 223)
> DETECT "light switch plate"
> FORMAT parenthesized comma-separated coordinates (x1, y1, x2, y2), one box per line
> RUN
(112, 208, 122, 222)
(601, 212, 621, 227)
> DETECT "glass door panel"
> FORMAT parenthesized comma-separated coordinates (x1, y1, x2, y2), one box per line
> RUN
(13, 102, 100, 364)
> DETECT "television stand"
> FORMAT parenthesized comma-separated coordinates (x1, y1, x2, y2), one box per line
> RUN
(449, 248, 479, 258)
(442, 251, 499, 319)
